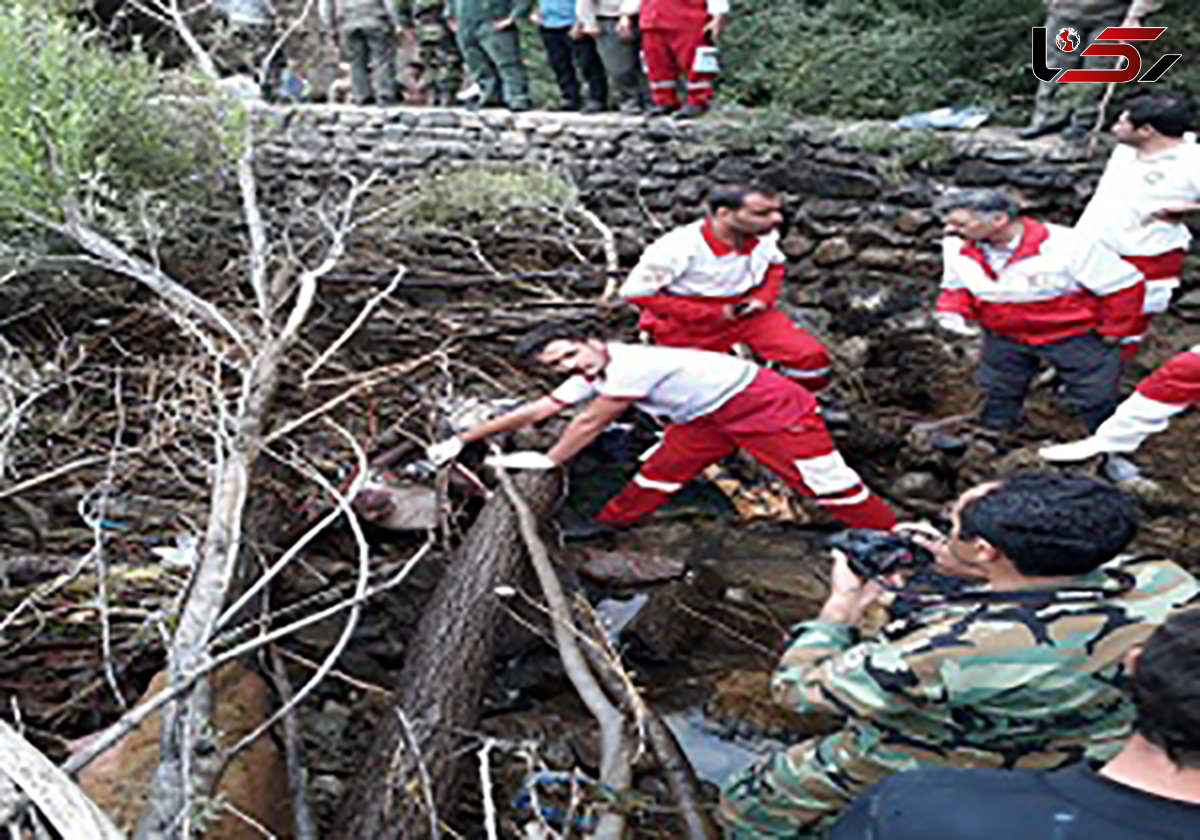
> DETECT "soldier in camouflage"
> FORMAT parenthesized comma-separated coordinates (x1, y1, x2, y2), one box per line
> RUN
(719, 471, 1200, 837)
(319, 0, 404, 105)
(406, 0, 464, 105)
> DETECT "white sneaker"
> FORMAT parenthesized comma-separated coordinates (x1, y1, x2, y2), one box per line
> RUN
(1039, 437, 1106, 463)
(456, 81, 481, 102)
(1101, 453, 1143, 483)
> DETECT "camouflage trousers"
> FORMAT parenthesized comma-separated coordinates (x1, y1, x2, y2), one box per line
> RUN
(719, 729, 899, 838)
(415, 16, 463, 105)
(1030, 11, 1123, 130)
(719, 725, 1118, 836)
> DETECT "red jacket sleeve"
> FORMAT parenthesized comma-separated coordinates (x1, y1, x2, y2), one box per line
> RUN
(1093, 280, 1145, 338)
(626, 294, 727, 325)
(1136, 350, 1200, 404)
(748, 263, 785, 307)
(935, 287, 979, 320)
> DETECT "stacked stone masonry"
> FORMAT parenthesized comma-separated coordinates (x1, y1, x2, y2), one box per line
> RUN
(252, 104, 1198, 334)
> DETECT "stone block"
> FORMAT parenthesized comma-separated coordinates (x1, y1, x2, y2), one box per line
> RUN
(855, 247, 908, 271)
(780, 231, 817, 259)
(954, 160, 1009, 186)
(812, 237, 855, 266)
(805, 199, 863, 221)
(895, 208, 935, 235)
(764, 157, 882, 199)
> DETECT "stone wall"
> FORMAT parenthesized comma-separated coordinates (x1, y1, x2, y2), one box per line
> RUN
(252, 105, 1195, 333)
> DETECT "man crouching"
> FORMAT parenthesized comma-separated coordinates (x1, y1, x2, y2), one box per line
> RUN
(719, 472, 1199, 837)
(426, 320, 895, 530)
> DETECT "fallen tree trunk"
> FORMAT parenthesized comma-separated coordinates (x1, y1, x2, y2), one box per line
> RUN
(331, 471, 561, 839)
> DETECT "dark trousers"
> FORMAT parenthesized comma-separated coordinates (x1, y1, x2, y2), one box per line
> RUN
(343, 27, 399, 105)
(978, 332, 1121, 434)
(539, 25, 608, 109)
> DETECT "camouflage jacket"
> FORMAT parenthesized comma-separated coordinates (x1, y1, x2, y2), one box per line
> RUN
(771, 556, 1199, 769)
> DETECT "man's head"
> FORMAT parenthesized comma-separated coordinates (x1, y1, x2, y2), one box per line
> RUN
(708, 185, 784, 238)
(935, 472, 1139, 580)
(1130, 608, 1200, 769)
(1113, 94, 1195, 145)
(514, 320, 609, 378)
(936, 190, 1019, 243)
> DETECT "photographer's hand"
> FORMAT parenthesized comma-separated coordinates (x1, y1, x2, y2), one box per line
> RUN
(819, 550, 886, 624)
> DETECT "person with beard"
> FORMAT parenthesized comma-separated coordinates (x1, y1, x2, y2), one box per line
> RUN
(618, 185, 831, 391)
(425, 321, 895, 530)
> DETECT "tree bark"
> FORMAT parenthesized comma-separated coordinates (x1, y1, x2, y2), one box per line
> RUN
(331, 471, 561, 839)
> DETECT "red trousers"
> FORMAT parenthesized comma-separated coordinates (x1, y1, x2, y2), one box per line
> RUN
(1137, 349, 1200, 405)
(1120, 249, 1186, 360)
(645, 308, 831, 391)
(595, 371, 895, 529)
(641, 26, 715, 108)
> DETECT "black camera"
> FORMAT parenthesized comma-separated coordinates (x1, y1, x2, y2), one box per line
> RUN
(828, 529, 936, 580)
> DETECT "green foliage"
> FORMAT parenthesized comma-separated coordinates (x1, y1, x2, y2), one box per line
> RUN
(0, 1, 229, 241)
(719, 0, 1039, 123)
(400, 168, 580, 227)
(718, 0, 1200, 124)
(1139, 7, 1200, 105)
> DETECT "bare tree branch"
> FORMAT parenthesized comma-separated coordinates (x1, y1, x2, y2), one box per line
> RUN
(0, 720, 123, 839)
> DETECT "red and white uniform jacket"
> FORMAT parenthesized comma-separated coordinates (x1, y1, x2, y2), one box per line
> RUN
(617, 0, 728, 29)
(935, 218, 1145, 345)
(1076, 140, 1200, 258)
(619, 218, 786, 326)
(1083, 345, 1200, 453)
(549, 342, 768, 424)
(1075, 139, 1200, 312)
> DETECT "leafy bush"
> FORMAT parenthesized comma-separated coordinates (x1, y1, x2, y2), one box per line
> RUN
(0, 1, 229, 240)
(717, 0, 1200, 124)
(400, 168, 581, 228)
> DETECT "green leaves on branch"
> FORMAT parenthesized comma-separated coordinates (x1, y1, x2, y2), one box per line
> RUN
(717, 0, 1200, 123)
(0, 1, 228, 244)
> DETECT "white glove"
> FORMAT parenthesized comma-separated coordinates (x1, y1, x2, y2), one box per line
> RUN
(426, 436, 464, 466)
(934, 312, 980, 338)
(484, 451, 558, 471)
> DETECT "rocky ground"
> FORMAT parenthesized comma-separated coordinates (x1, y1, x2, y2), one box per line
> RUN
(2, 155, 1198, 834)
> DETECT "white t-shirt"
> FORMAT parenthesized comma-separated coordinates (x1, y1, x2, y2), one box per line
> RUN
(618, 220, 786, 300)
(1075, 139, 1200, 259)
(549, 343, 756, 424)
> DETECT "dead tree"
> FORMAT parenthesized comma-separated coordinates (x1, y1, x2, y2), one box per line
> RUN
(332, 471, 561, 839)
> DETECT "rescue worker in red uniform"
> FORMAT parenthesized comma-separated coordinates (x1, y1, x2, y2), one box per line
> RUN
(1041, 344, 1200, 465)
(426, 321, 896, 531)
(934, 190, 1145, 439)
(616, 0, 726, 117)
(1074, 94, 1200, 359)
(619, 185, 831, 392)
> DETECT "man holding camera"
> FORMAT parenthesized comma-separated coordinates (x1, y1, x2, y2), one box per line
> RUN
(719, 472, 1198, 838)
(827, 607, 1200, 839)
(618, 185, 831, 392)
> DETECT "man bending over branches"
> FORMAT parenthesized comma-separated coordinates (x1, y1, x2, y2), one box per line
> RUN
(426, 320, 896, 530)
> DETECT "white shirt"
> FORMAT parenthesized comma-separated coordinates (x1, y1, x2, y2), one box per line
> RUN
(549, 342, 756, 424)
(1075, 139, 1200, 259)
(618, 220, 785, 300)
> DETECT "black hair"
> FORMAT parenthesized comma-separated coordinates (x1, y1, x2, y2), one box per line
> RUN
(707, 184, 779, 214)
(1124, 94, 1195, 139)
(1131, 608, 1200, 768)
(957, 472, 1138, 576)
(934, 189, 1017, 219)
(513, 319, 606, 359)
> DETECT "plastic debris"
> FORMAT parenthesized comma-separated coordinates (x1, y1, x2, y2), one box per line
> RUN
(894, 105, 989, 130)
